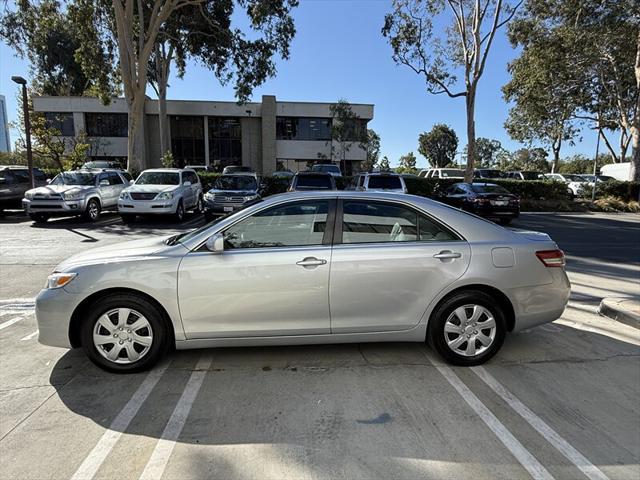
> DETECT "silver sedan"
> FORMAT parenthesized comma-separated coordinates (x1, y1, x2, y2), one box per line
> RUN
(35, 191, 570, 373)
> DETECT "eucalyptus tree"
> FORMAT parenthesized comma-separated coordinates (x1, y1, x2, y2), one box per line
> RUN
(383, 0, 522, 182)
(418, 124, 458, 168)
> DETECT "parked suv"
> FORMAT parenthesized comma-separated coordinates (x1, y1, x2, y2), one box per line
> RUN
(349, 172, 407, 192)
(203, 174, 261, 221)
(222, 165, 254, 175)
(311, 163, 342, 177)
(118, 168, 203, 222)
(288, 172, 337, 191)
(506, 171, 545, 180)
(545, 173, 586, 199)
(474, 169, 506, 179)
(23, 169, 129, 223)
(418, 168, 465, 179)
(0, 166, 48, 212)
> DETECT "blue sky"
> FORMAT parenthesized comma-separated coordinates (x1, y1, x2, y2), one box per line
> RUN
(0, 0, 598, 168)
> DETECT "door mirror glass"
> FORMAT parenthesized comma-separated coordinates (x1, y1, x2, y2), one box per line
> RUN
(99, 179, 109, 186)
(205, 233, 224, 253)
(183, 181, 192, 187)
(46, 178, 52, 184)
(129, 179, 134, 185)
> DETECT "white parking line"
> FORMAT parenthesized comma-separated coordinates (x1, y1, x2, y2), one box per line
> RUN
(70, 362, 170, 480)
(139, 355, 212, 480)
(0, 315, 27, 331)
(20, 330, 39, 341)
(472, 366, 610, 480)
(425, 353, 554, 480)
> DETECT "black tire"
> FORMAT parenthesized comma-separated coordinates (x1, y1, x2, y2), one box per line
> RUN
(427, 290, 506, 366)
(120, 214, 136, 224)
(29, 213, 49, 223)
(173, 200, 184, 222)
(204, 211, 215, 223)
(194, 195, 204, 213)
(83, 198, 101, 222)
(498, 217, 512, 226)
(80, 293, 170, 373)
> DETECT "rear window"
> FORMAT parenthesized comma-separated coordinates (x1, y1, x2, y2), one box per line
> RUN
(440, 169, 465, 178)
(295, 174, 333, 189)
(367, 176, 402, 189)
(470, 184, 510, 194)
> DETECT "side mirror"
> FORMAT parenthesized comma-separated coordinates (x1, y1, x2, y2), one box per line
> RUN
(205, 233, 224, 254)
(99, 179, 109, 186)
(183, 181, 192, 187)
(46, 178, 52, 184)
(129, 179, 134, 185)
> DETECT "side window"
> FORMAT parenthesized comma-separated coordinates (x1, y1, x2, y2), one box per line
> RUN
(108, 172, 124, 185)
(13, 170, 30, 184)
(224, 200, 329, 249)
(98, 173, 109, 185)
(120, 171, 133, 182)
(34, 169, 47, 181)
(2, 171, 16, 184)
(455, 186, 466, 194)
(357, 175, 365, 187)
(191, 172, 200, 185)
(341, 200, 457, 244)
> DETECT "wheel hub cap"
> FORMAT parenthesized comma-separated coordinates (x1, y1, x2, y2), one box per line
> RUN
(93, 308, 153, 364)
(444, 304, 496, 357)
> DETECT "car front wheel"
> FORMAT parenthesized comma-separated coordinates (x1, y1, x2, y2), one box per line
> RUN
(428, 290, 506, 366)
(29, 213, 49, 224)
(174, 200, 184, 222)
(80, 294, 169, 373)
(83, 199, 101, 222)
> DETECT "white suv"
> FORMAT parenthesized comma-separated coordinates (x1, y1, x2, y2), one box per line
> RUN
(349, 172, 407, 192)
(418, 168, 465, 179)
(118, 168, 203, 222)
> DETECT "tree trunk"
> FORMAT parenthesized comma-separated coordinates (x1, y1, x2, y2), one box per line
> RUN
(551, 136, 561, 173)
(158, 79, 169, 157)
(464, 91, 476, 183)
(127, 92, 146, 174)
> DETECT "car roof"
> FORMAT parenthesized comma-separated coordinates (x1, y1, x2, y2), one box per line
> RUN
(141, 168, 190, 173)
(361, 171, 401, 176)
(295, 171, 332, 176)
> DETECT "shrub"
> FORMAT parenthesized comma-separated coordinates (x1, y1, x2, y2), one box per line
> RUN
(578, 181, 640, 202)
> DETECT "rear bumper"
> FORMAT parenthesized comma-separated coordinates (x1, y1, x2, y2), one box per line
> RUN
(23, 198, 87, 215)
(509, 268, 571, 332)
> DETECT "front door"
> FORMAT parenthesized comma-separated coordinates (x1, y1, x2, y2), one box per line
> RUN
(329, 199, 471, 333)
(178, 199, 335, 338)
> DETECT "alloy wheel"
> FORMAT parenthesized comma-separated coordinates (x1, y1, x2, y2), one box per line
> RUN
(88, 201, 100, 220)
(443, 304, 496, 357)
(92, 308, 153, 364)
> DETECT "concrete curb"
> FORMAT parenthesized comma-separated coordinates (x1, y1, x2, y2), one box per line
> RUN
(598, 298, 640, 329)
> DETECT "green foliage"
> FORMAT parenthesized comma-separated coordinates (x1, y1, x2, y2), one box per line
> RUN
(474, 138, 503, 168)
(396, 151, 417, 174)
(495, 148, 550, 172)
(161, 151, 176, 168)
(361, 129, 381, 172)
(418, 124, 458, 168)
(379, 156, 391, 171)
(578, 181, 640, 203)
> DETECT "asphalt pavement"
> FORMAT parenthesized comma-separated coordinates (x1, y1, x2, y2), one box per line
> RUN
(0, 210, 638, 480)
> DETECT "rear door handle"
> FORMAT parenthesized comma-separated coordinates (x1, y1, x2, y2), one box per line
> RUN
(433, 251, 462, 259)
(296, 257, 327, 267)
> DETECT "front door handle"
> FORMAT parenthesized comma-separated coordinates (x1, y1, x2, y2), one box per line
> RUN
(296, 257, 327, 267)
(433, 251, 462, 260)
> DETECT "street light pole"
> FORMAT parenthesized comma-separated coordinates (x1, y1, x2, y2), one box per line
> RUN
(11, 76, 34, 188)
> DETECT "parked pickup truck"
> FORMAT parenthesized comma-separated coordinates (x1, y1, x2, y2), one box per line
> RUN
(22, 169, 131, 223)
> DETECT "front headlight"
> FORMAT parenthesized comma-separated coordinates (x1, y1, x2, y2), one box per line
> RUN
(119, 190, 130, 200)
(156, 191, 174, 200)
(45, 272, 77, 289)
(24, 191, 34, 200)
(63, 192, 82, 201)
(204, 192, 215, 201)
(244, 194, 259, 202)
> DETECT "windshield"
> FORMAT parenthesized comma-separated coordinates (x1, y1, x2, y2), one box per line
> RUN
(295, 174, 333, 189)
(312, 164, 340, 173)
(136, 172, 180, 185)
(471, 184, 510, 194)
(564, 174, 583, 182)
(169, 206, 261, 245)
(368, 176, 402, 189)
(441, 169, 465, 177)
(50, 172, 96, 186)
(214, 176, 258, 191)
(521, 171, 542, 180)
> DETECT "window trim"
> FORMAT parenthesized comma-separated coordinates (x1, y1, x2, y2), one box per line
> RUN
(334, 198, 464, 246)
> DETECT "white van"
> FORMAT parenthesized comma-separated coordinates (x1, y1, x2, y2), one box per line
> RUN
(600, 162, 631, 181)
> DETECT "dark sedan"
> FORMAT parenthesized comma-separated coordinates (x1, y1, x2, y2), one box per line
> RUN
(288, 172, 337, 191)
(439, 182, 520, 225)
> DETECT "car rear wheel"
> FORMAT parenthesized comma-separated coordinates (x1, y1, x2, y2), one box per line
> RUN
(29, 213, 49, 223)
(428, 290, 506, 366)
(83, 199, 101, 222)
(80, 294, 169, 373)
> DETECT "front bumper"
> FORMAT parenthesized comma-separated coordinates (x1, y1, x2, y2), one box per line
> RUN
(118, 197, 179, 214)
(23, 197, 87, 215)
(203, 200, 248, 215)
(36, 287, 82, 349)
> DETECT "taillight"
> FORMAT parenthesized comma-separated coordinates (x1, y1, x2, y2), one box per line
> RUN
(536, 249, 565, 267)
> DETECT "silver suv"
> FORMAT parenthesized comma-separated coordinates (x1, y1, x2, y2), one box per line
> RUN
(23, 169, 131, 223)
(118, 168, 203, 222)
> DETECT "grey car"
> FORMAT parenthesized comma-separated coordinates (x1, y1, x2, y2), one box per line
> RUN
(23, 169, 131, 223)
(35, 191, 570, 373)
(0, 166, 48, 211)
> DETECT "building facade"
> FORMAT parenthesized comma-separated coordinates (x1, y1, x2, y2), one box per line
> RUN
(0, 95, 11, 153)
(32, 95, 374, 175)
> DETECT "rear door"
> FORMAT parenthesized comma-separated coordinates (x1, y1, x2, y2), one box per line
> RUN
(329, 199, 470, 333)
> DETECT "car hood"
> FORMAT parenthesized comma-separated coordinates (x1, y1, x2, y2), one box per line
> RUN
(125, 185, 179, 194)
(55, 236, 180, 271)
(207, 189, 258, 195)
(27, 184, 94, 195)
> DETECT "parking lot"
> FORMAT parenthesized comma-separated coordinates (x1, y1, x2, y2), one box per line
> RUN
(0, 210, 638, 479)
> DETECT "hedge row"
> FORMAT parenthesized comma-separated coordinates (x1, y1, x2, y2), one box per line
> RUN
(577, 180, 640, 202)
(197, 173, 571, 201)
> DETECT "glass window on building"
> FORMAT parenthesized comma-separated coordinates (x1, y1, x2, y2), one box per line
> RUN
(208, 117, 241, 168)
(85, 113, 128, 137)
(44, 112, 75, 136)
(276, 117, 332, 141)
(171, 115, 205, 167)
